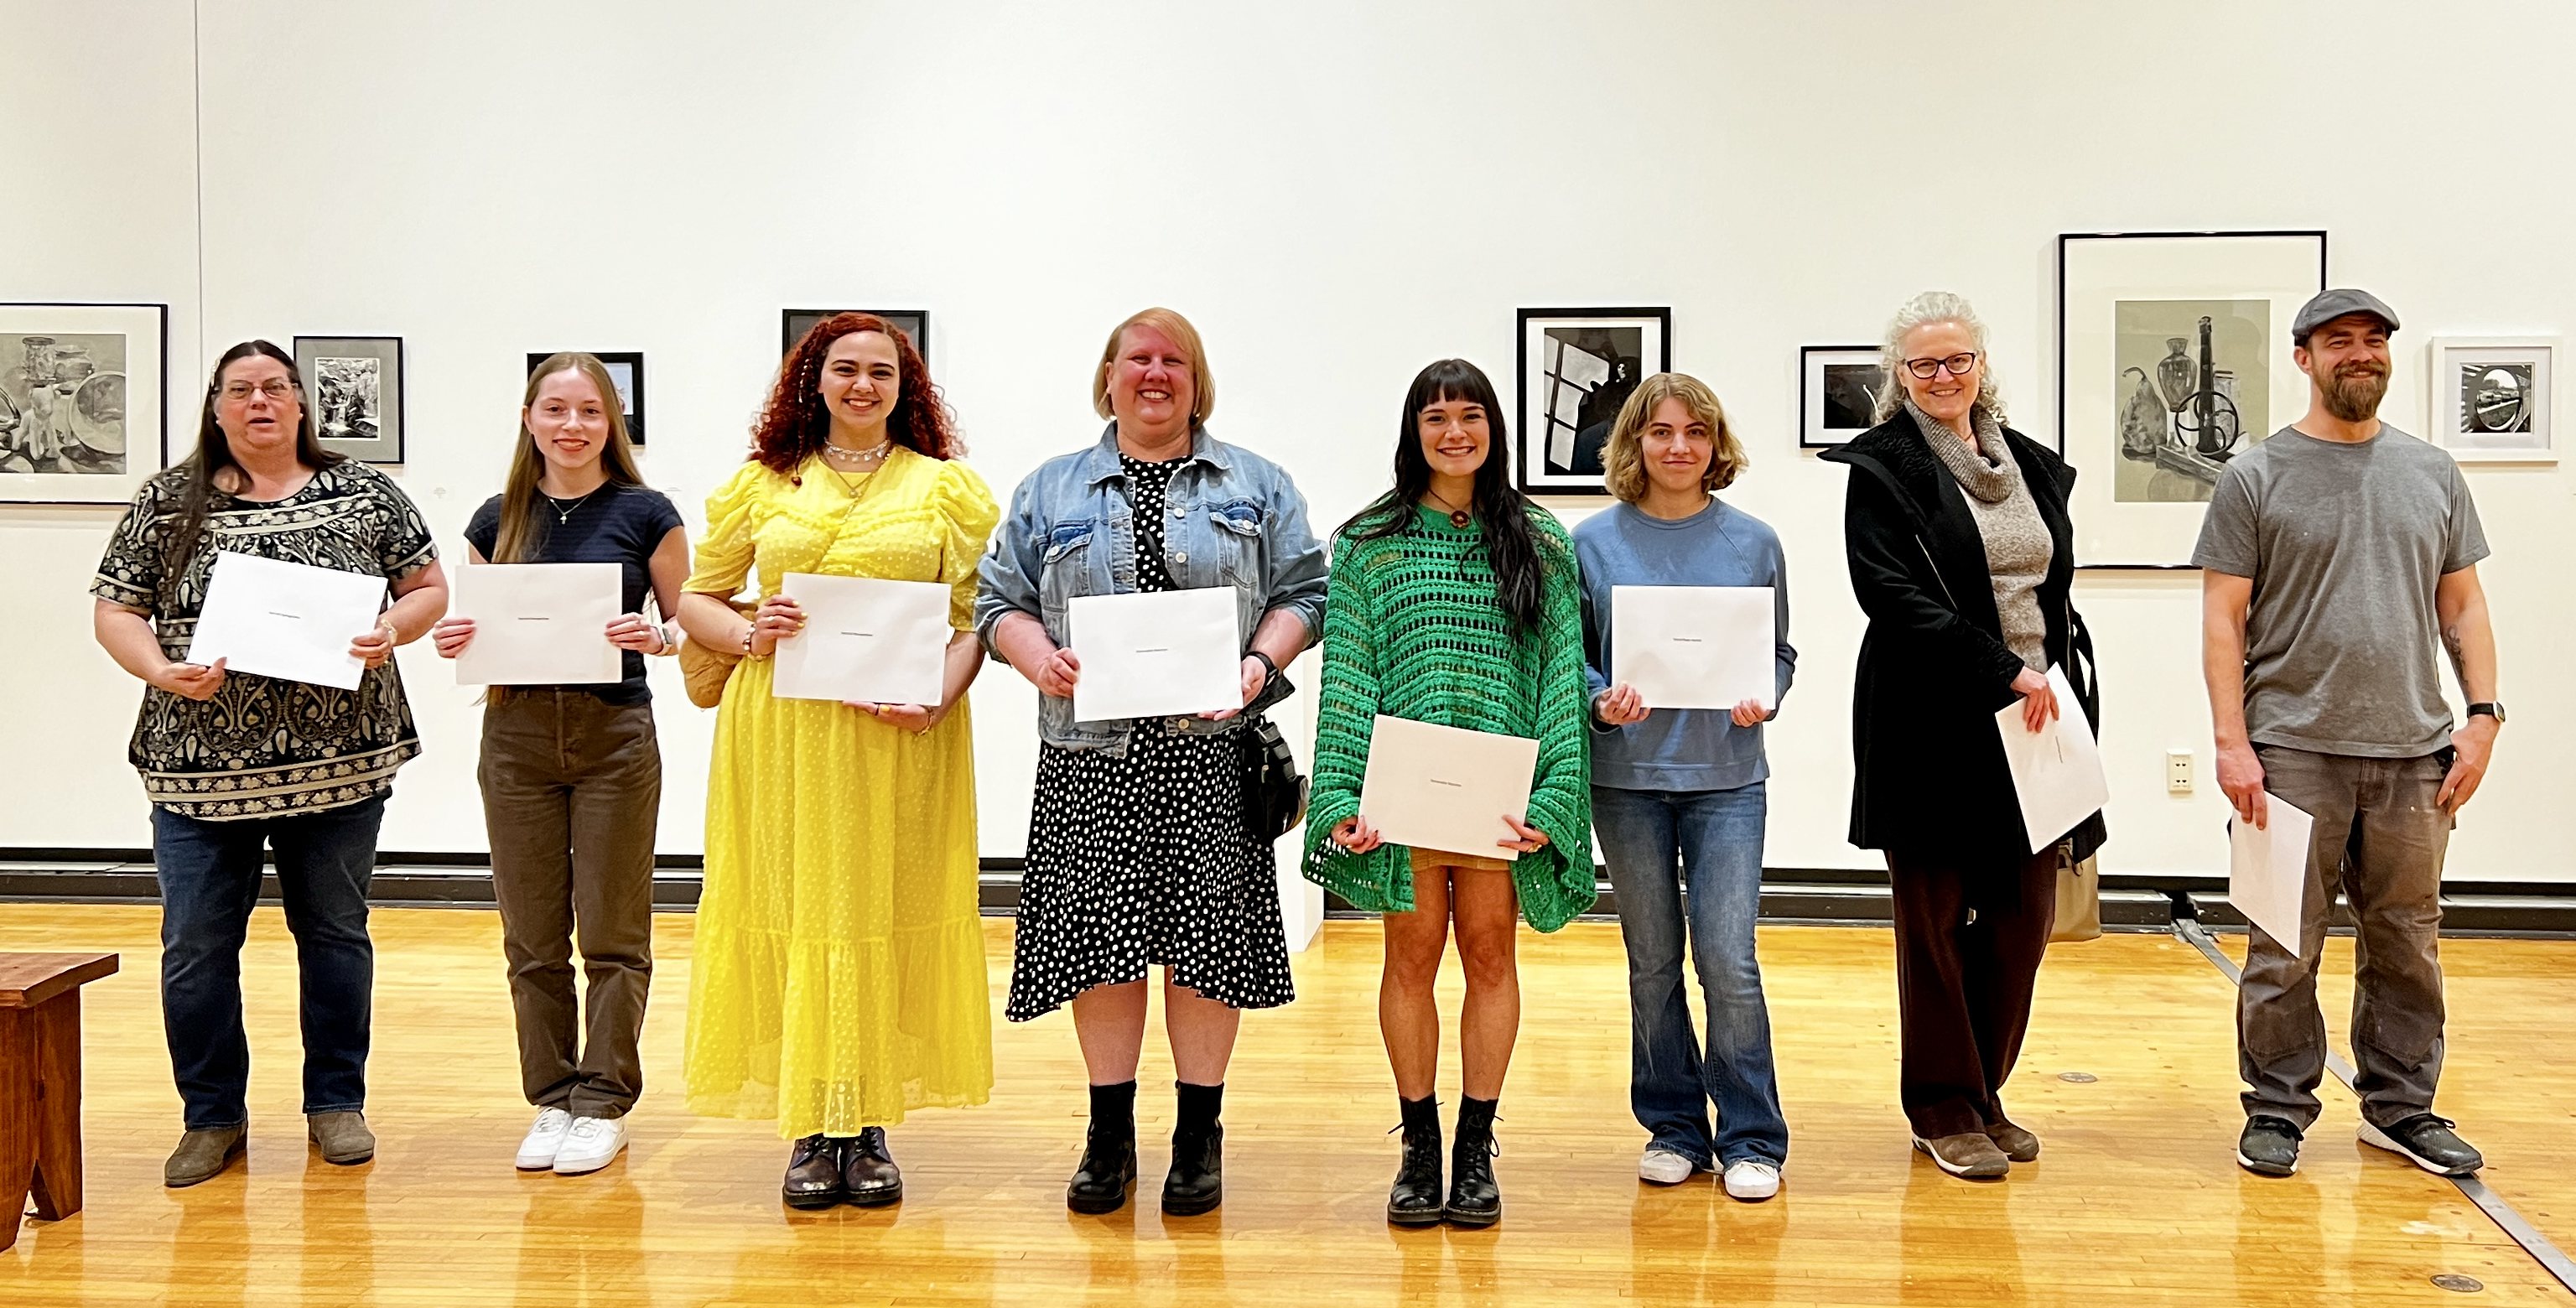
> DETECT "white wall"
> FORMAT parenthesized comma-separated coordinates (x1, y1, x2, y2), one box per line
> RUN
(8, 0, 2574, 881)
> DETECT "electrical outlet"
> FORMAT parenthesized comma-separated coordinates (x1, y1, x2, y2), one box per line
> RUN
(2167, 749, 2194, 794)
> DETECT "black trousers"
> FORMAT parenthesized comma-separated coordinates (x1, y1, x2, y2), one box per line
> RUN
(1885, 846, 2059, 1139)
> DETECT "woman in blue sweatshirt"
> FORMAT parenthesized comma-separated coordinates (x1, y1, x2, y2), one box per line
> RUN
(1574, 371, 1795, 1202)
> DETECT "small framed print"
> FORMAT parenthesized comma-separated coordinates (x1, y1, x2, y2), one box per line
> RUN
(527, 350, 645, 445)
(782, 309, 929, 366)
(1800, 345, 1887, 448)
(295, 335, 404, 464)
(0, 301, 170, 504)
(1515, 306, 1671, 495)
(2428, 337, 2555, 464)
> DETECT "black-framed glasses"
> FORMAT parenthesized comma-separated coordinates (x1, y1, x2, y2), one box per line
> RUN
(1902, 352, 1979, 380)
(217, 379, 299, 402)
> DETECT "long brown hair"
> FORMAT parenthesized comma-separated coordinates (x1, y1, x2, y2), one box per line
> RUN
(750, 313, 958, 474)
(159, 341, 344, 598)
(491, 352, 645, 563)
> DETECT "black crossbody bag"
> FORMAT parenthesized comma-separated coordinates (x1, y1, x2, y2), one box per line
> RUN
(1237, 670, 1307, 841)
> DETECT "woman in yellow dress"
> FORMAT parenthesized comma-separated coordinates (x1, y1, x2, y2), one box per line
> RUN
(676, 313, 999, 1209)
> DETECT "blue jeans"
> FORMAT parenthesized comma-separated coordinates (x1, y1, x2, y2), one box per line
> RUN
(1592, 782, 1788, 1168)
(151, 793, 385, 1129)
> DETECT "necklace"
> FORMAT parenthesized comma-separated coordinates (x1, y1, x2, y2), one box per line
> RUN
(538, 486, 599, 525)
(1424, 488, 1474, 529)
(822, 438, 893, 468)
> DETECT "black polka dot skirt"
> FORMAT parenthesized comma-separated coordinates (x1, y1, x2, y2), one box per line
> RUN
(1006, 723, 1296, 1021)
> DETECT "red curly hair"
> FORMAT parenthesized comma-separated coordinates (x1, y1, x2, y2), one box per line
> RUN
(750, 313, 958, 474)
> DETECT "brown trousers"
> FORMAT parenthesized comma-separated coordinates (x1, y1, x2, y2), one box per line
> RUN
(1886, 845, 2059, 1139)
(479, 691, 661, 1119)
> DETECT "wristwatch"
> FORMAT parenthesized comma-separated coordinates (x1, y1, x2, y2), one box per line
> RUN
(1247, 650, 1279, 683)
(2467, 702, 2506, 724)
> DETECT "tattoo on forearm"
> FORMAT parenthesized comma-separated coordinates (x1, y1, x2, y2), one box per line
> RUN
(2442, 622, 2467, 680)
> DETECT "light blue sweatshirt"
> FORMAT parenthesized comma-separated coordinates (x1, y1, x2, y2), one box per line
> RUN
(1573, 498, 1795, 792)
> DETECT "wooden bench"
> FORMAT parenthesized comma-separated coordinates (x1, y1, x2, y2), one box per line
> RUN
(2, 952, 118, 1253)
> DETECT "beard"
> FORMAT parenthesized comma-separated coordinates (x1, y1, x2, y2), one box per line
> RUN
(2319, 361, 2388, 422)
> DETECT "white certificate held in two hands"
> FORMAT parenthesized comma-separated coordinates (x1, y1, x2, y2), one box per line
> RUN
(1357, 716, 1542, 863)
(771, 573, 953, 706)
(1067, 586, 1243, 723)
(2229, 795, 2317, 947)
(449, 563, 622, 687)
(1992, 665, 2109, 854)
(184, 551, 389, 691)
(1610, 584, 1776, 711)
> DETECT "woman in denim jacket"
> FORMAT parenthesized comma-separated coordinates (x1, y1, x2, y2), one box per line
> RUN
(977, 307, 1327, 1217)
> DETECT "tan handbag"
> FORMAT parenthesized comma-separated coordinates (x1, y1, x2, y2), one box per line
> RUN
(2052, 844, 2103, 943)
(678, 599, 757, 709)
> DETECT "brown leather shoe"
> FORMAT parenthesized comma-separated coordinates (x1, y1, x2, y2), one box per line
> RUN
(840, 1128, 902, 1207)
(307, 1112, 375, 1165)
(1986, 1120, 2040, 1163)
(165, 1124, 247, 1187)
(1913, 1131, 2010, 1179)
(782, 1134, 844, 1209)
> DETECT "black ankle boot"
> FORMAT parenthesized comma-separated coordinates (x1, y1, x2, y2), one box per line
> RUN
(1162, 1080, 1224, 1217)
(839, 1126, 901, 1207)
(1446, 1096, 1501, 1228)
(1386, 1095, 1444, 1227)
(1067, 1080, 1139, 1214)
(782, 1133, 844, 1210)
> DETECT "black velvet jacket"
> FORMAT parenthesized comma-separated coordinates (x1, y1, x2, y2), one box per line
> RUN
(1818, 416, 2107, 864)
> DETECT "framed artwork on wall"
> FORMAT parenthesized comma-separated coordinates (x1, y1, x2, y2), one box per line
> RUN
(2057, 230, 2327, 567)
(0, 301, 169, 505)
(527, 350, 646, 445)
(2426, 336, 2555, 464)
(294, 335, 405, 464)
(1514, 306, 1670, 495)
(1800, 345, 1887, 449)
(782, 309, 928, 365)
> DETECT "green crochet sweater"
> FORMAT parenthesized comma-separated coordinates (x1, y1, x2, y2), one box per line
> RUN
(1301, 502, 1597, 931)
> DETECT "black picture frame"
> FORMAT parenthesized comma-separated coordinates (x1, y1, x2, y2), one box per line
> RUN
(1514, 306, 1671, 496)
(527, 350, 646, 446)
(1799, 345, 1886, 449)
(295, 335, 405, 465)
(0, 301, 171, 504)
(782, 309, 929, 366)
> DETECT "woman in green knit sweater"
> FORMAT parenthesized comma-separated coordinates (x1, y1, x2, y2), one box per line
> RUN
(1304, 357, 1595, 1229)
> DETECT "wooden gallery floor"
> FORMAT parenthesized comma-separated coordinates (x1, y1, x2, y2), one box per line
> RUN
(3, 906, 2574, 1307)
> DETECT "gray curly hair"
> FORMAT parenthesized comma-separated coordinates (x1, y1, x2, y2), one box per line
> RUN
(1872, 290, 2007, 425)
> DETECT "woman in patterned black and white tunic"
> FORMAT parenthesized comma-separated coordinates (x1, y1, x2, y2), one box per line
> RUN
(91, 340, 447, 1189)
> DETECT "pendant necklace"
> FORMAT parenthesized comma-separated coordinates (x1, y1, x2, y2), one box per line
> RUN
(538, 487, 598, 525)
(822, 438, 893, 470)
(1426, 488, 1474, 529)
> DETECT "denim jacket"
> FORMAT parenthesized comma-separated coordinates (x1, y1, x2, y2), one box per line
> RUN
(976, 423, 1330, 753)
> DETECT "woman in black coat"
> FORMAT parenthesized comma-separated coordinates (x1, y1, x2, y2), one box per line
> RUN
(1819, 291, 2106, 1182)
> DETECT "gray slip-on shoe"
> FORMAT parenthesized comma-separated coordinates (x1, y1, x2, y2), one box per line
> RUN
(307, 1111, 376, 1165)
(1912, 1131, 2010, 1180)
(165, 1124, 247, 1187)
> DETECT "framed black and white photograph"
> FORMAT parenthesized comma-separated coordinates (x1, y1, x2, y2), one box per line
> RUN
(0, 302, 169, 504)
(1514, 307, 1670, 494)
(1800, 345, 1887, 449)
(2428, 336, 2555, 464)
(2058, 231, 2326, 566)
(782, 309, 929, 366)
(294, 335, 404, 464)
(527, 350, 646, 445)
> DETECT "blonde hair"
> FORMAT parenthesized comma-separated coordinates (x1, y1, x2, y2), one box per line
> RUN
(1092, 307, 1214, 423)
(1602, 371, 1748, 502)
(1873, 290, 2008, 425)
(493, 352, 643, 564)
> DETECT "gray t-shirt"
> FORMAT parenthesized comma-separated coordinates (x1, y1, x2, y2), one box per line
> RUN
(2191, 424, 2489, 757)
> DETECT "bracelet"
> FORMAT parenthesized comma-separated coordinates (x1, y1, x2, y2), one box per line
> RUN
(1247, 650, 1279, 682)
(740, 624, 756, 655)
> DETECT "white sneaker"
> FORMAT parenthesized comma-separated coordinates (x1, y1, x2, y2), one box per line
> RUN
(516, 1107, 573, 1170)
(552, 1116, 628, 1176)
(1723, 1158, 1782, 1202)
(1639, 1147, 1701, 1186)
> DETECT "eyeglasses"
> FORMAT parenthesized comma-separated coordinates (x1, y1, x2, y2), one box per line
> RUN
(1902, 352, 1980, 381)
(217, 380, 299, 402)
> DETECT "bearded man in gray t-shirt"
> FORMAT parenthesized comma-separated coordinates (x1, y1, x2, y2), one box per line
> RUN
(2193, 288, 2504, 1181)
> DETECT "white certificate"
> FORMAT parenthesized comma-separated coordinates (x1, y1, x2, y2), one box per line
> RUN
(1357, 715, 1542, 863)
(450, 563, 622, 687)
(1610, 584, 1775, 711)
(771, 573, 951, 706)
(1992, 665, 2109, 854)
(1067, 586, 1242, 723)
(184, 551, 388, 691)
(2229, 795, 2316, 947)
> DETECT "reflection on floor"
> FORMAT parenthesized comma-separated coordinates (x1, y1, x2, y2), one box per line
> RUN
(3, 905, 2572, 1306)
